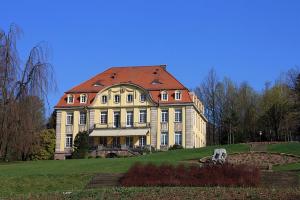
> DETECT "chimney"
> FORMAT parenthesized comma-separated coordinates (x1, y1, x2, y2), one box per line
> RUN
(160, 64, 167, 70)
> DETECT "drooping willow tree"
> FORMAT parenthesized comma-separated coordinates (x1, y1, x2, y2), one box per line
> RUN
(0, 24, 56, 161)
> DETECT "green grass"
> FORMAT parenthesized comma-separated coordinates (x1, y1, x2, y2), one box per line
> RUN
(2, 142, 300, 198)
(268, 142, 300, 178)
(0, 144, 249, 197)
(267, 142, 300, 156)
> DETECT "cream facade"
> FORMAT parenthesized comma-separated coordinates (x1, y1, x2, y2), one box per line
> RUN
(54, 66, 207, 159)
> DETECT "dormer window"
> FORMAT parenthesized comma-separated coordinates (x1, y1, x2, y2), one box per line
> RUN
(161, 91, 168, 101)
(67, 94, 74, 104)
(127, 94, 133, 103)
(175, 90, 182, 100)
(80, 94, 87, 104)
(114, 95, 120, 103)
(101, 95, 107, 104)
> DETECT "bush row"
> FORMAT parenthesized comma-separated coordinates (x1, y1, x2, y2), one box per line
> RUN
(120, 163, 260, 187)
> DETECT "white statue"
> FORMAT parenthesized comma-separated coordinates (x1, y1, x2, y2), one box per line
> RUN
(211, 148, 227, 164)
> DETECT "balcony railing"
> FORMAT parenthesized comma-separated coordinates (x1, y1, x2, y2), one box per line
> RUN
(65, 125, 73, 133)
(94, 122, 150, 129)
(174, 122, 183, 132)
(161, 122, 169, 131)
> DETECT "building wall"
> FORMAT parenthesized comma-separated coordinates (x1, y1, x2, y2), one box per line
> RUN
(55, 84, 207, 158)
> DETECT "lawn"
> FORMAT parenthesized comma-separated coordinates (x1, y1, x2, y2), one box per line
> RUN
(268, 142, 300, 172)
(0, 144, 248, 198)
(1, 142, 300, 198)
(267, 142, 300, 156)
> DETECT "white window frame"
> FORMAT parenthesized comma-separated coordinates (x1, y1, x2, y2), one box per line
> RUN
(161, 132, 168, 146)
(140, 94, 146, 102)
(139, 109, 147, 123)
(175, 131, 182, 145)
(101, 95, 107, 104)
(80, 94, 87, 104)
(127, 94, 133, 103)
(175, 109, 182, 123)
(161, 110, 168, 123)
(126, 111, 134, 127)
(113, 111, 120, 128)
(175, 90, 182, 100)
(114, 95, 120, 103)
(79, 112, 86, 125)
(65, 134, 73, 148)
(100, 111, 108, 124)
(66, 112, 74, 125)
(139, 136, 146, 147)
(161, 91, 168, 101)
(67, 94, 74, 104)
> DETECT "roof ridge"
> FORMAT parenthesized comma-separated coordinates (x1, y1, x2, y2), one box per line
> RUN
(108, 65, 167, 69)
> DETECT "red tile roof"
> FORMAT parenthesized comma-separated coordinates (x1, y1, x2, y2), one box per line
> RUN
(55, 65, 193, 108)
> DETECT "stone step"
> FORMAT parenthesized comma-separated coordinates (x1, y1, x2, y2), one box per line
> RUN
(86, 173, 124, 188)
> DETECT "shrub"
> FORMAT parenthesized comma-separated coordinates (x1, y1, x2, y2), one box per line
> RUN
(169, 145, 183, 150)
(72, 131, 89, 159)
(32, 129, 56, 160)
(120, 163, 260, 187)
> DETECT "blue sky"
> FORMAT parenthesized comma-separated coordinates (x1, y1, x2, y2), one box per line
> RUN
(1, 0, 299, 114)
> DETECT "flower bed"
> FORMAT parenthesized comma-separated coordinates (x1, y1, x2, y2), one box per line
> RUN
(120, 163, 260, 187)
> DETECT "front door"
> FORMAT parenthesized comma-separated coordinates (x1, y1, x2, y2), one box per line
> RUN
(125, 136, 133, 148)
(99, 137, 107, 146)
(112, 137, 120, 148)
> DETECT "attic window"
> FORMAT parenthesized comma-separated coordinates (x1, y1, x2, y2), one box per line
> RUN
(67, 94, 74, 104)
(110, 73, 117, 79)
(175, 90, 182, 100)
(151, 79, 162, 85)
(161, 91, 168, 101)
(153, 68, 159, 75)
(80, 94, 87, 104)
(93, 81, 103, 87)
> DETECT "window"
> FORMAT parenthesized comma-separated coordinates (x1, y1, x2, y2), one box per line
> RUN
(66, 134, 73, 147)
(66, 112, 74, 125)
(139, 109, 147, 123)
(67, 95, 74, 104)
(114, 95, 120, 103)
(126, 111, 133, 127)
(161, 91, 168, 101)
(175, 91, 182, 100)
(101, 95, 107, 104)
(161, 132, 168, 146)
(175, 109, 182, 122)
(80, 94, 87, 103)
(175, 132, 182, 145)
(140, 94, 146, 102)
(79, 112, 86, 125)
(126, 136, 133, 147)
(127, 94, 133, 103)
(113, 111, 120, 128)
(139, 136, 146, 146)
(99, 137, 107, 146)
(161, 110, 168, 123)
(100, 111, 108, 124)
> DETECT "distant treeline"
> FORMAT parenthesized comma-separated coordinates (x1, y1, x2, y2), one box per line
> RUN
(196, 68, 300, 145)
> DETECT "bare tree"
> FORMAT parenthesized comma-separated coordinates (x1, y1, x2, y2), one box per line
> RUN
(196, 68, 219, 145)
(0, 24, 55, 161)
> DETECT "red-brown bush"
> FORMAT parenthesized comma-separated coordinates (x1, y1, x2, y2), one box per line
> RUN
(120, 163, 260, 187)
